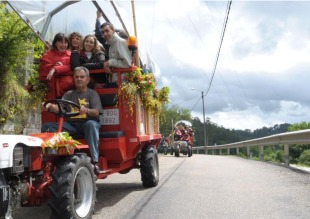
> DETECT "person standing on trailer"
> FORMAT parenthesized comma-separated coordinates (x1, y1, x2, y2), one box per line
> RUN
(100, 22, 132, 73)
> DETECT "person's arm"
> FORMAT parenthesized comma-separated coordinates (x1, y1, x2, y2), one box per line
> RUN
(89, 90, 103, 118)
(39, 52, 54, 76)
(53, 51, 72, 73)
(82, 53, 105, 70)
(81, 106, 99, 117)
(70, 50, 81, 71)
(82, 62, 103, 70)
(42, 102, 59, 113)
(94, 11, 109, 52)
(108, 41, 132, 68)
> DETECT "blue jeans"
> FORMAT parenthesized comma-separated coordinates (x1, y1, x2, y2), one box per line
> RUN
(41, 120, 101, 162)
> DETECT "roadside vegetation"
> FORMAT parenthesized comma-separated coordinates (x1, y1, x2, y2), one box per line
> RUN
(0, 4, 45, 133)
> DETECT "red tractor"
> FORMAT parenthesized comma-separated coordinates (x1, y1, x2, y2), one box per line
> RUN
(0, 67, 162, 219)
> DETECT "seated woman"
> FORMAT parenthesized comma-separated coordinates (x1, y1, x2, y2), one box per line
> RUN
(39, 33, 74, 96)
(68, 32, 83, 51)
(70, 34, 106, 70)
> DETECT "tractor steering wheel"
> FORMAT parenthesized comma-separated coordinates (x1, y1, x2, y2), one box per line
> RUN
(44, 99, 81, 118)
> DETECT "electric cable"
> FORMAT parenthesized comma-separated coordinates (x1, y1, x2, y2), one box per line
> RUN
(204, 0, 232, 97)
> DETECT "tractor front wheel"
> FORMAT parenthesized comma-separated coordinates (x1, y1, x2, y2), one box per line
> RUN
(140, 145, 159, 187)
(49, 153, 96, 219)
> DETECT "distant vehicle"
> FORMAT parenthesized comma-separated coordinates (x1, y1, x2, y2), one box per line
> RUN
(172, 140, 192, 157)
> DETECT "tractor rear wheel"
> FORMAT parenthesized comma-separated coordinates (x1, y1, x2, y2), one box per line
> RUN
(49, 153, 96, 219)
(140, 145, 159, 187)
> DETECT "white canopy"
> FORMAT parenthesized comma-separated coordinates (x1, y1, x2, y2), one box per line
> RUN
(5, 0, 134, 45)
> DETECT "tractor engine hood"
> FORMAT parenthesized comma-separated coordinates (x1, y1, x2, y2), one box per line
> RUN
(0, 135, 43, 168)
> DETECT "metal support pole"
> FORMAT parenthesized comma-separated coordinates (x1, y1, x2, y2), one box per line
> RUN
(236, 147, 239, 156)
(202, 91, 207, 154)
(284, 144, 289, 166)
(260, 146, 264, 161)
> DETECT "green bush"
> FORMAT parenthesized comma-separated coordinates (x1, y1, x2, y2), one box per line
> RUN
(0, 4, 44, 132)
(299, 150, 310, 166)
(238, 152, 246, 158)
(264, 147, 276, 162)
(276, 150, 284, 163)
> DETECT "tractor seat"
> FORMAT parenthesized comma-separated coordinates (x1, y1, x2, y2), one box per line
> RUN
(71, 131, 125, 139)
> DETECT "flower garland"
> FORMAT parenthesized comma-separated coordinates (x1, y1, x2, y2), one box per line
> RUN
(41, 132, 81, 153)
(117, 67, 169, 118)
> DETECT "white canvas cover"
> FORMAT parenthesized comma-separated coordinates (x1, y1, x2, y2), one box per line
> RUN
(4, 0, 134, 44)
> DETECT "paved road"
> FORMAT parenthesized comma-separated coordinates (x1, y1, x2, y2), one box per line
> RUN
(8, 154, 310, 219)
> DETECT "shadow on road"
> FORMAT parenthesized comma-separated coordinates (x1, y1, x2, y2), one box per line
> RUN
(95, 182, 146, 212)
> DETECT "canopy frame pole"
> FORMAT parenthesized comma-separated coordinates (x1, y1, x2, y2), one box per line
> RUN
(131, 0, 140, 67)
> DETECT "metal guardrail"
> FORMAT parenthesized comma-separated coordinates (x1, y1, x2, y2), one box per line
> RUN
(193, 129, 310, 166)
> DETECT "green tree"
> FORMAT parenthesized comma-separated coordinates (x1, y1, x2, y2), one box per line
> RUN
(0, 4, 43, 133)
(299, 150, 310, 166)
(287, 122, 310, 164)
(0, 4, 36, 130)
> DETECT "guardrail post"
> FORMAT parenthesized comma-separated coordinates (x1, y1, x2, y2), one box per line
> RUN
(247, 147, 250, 158)
(284, 144, 289, 166)
(220, 149, 222, 155)
(212, 149, 215, 155)
(236, 147, 239, 156)
(260, 146, 264, 161)
(205, 148, 208, 155)
(197, 148, 199, 154)
(227, 148, 230, 155)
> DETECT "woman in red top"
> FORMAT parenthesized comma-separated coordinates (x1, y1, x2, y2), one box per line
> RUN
(39, 33, 73, 96)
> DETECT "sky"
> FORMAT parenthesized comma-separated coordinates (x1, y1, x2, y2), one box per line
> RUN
(10, 0, 310, 131)
(131, 0, 310, 131)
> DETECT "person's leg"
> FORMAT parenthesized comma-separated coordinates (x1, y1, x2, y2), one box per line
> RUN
(41, 122, 58, 132)
(82, 120, 100, 163)
(42, 122, 78, 134)
(62, 122, 79, 135)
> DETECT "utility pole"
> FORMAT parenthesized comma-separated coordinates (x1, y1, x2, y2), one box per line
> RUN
(201, 91, 207, 154)
(191, 88, 207, 154)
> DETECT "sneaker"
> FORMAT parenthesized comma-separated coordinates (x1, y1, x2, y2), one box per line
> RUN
(94, 163, 100, 172)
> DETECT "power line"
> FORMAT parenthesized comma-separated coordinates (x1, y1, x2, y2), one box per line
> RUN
(204, 0, 232, 97)
(190, 95, 202, 112)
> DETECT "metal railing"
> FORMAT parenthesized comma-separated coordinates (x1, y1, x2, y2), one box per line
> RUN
(193, 129, 310, 166)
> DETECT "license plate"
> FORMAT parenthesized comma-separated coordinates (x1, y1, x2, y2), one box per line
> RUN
(100, 109, 119, 125)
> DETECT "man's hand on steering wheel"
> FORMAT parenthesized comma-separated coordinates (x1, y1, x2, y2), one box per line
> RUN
(43, 99, 81, 118)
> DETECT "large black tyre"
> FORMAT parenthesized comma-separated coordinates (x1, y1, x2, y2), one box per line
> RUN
(188, 146, 192, 157)
(163, 148, 167, 155)
(140, 145, 159, 187)
(175, 146, 180, 157)
(48, 153, 96, 219)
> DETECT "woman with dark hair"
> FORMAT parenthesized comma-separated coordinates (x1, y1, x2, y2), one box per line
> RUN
(70, 34, 106, 70)
(68, 32, 83, 51)
(39, 33, 74, 95)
